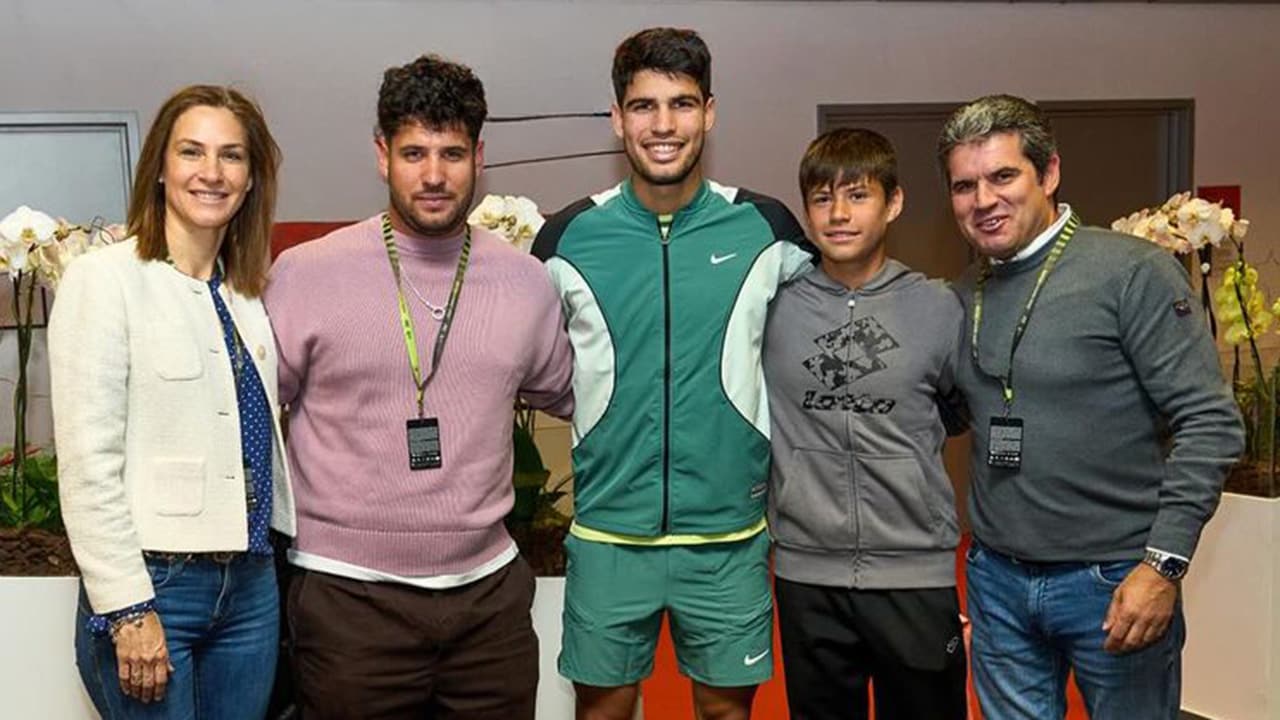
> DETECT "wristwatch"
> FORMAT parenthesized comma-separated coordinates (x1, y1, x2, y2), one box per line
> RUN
(1142, 549, 1189, 581)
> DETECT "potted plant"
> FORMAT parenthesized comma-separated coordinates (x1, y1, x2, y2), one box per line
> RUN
(1214, 252, 1280, 498)
(1112, 193, 1271, 496)
(507, 401, 573, 576)
(468, 195, 575, 575)
(0, 206, 123, 575)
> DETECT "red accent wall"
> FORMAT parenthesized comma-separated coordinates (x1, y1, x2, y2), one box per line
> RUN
(270, 221, 354, 259)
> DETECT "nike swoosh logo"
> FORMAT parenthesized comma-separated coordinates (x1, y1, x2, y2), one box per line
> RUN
(743, 650, 770, 666)
(710, 253, 737, 265)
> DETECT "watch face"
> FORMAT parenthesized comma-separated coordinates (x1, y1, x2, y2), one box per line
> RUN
(1160, 557, 1189, 578)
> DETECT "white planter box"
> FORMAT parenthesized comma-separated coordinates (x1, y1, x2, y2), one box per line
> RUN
(0, 576, 611, 719)
(0, 576, 95, 718)
(1182, 493, 1280, 720)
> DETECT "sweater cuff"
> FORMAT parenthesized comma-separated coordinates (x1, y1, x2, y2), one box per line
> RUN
(1145, 512, 1203, 562)
(1145, 546, 1189, 564)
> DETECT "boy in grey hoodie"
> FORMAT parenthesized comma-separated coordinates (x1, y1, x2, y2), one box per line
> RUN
(764, 128, 968, 719)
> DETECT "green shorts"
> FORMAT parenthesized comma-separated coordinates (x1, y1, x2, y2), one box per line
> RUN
(559, 531, 773, 687)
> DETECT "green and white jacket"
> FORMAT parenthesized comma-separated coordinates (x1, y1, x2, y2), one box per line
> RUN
(534, 179, 812, 537)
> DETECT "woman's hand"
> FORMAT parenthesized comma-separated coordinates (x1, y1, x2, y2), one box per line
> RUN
(113, 611, 172, 703)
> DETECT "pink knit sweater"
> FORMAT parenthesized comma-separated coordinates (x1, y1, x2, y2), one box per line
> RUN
(264, 215, 573, 576)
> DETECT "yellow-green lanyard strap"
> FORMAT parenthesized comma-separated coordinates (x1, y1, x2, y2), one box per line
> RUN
(971, 212, 1080, 413)
(380, 213, 471, 418)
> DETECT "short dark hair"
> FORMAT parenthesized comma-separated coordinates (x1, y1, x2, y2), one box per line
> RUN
(936, 94, 1057, 184)
(799, 128, 899, 200)
(612, 27, 712, 104)
(130, 85, 280, 298)
(377, 54, 487, 144)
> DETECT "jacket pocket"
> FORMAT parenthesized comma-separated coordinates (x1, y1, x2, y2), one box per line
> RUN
(771, 447, 855, 550)
(149, 458, 206, 516)
(146, 324, 204, 381)
(856, 455, 953, 551)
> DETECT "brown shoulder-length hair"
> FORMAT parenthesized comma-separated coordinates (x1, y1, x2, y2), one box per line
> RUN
(129, 85, 281, 297)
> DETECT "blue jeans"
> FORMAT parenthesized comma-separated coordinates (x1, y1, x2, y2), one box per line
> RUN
(75, 554, 279, 720)
(965, 541, 1184, 720)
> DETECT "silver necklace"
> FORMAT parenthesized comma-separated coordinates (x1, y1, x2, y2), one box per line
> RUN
(402, 272, 446, 321)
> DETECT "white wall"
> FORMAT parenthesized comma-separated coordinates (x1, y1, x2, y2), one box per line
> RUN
(1, 0, 1275, 487)
(4, 0, 1277, 229)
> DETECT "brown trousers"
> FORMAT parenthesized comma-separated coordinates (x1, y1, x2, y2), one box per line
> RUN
(287, 556, 538, 719)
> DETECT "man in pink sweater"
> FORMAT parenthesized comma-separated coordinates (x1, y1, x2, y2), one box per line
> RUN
(264, 54, 573, 719)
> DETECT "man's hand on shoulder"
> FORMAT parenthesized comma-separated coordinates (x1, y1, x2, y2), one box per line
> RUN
(1101, 562, 1178, 654)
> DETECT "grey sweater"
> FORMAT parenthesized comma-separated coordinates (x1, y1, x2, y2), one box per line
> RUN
(953, 224, 1244, 563)
(764, 259, 967, 589)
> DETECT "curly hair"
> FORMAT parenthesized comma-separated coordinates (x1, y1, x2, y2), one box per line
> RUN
(612, 27, 712, 104)
(377, 54, 487, 144)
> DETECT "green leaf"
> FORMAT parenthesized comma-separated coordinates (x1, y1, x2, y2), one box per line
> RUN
(26, 453, 56, 482)
(1, 489, 19, 515)
(512, 422, 546, 474)
(513, 469, 551, 490)
(509, 486, 539, 522)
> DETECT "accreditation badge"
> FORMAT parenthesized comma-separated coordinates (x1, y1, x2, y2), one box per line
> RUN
(987, 416, 1023, 469)
(406, 417, 442, 470)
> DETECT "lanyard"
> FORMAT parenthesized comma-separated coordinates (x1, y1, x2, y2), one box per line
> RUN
(971, 212, 1079, 413)
(380, 213, 471, 418)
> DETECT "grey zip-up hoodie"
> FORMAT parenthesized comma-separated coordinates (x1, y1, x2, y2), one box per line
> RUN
(764, 259, 966, 589)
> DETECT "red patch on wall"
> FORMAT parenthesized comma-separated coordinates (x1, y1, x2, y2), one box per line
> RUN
(1197, 185, 1241, 215)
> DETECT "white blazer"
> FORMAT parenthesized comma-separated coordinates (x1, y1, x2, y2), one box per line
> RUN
(49, 239, 295, 613)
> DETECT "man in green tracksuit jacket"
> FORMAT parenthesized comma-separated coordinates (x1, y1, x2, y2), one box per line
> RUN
(533, 27, 811, 720)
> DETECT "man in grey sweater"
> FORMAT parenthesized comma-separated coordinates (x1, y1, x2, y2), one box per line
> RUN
(940, 94, 1243, 719)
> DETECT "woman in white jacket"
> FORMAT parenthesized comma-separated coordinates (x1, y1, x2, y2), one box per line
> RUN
(49, 85, 294, 719)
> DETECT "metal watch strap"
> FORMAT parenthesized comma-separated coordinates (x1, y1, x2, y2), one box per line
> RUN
(1143, 548, 1188, 580)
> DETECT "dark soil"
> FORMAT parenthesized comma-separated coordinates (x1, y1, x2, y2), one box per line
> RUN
(0, 527, 78, 576)
(507, 523, 569, 577)
(2, 524, 570, 578)
(1224, 463, 1280, 498)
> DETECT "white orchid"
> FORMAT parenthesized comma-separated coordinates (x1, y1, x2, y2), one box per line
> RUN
(1112, 192, 1246, 255)
(0, 205, 58, 246)
(0, 206, 59, 277)
(0, 206, 123, 286)
(0, 206, 124, 530)
(32, 222, 125, 291)
(467, 194, 545, 253)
